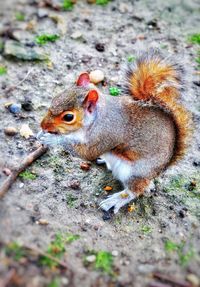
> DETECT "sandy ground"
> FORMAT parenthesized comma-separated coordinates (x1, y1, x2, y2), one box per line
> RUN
(0, 0, 200, 286)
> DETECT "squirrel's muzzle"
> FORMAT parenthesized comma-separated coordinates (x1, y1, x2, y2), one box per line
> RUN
(41, 111, 59, 133)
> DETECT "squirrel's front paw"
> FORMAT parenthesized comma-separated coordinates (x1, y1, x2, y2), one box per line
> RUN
(37, 130, 59, 146)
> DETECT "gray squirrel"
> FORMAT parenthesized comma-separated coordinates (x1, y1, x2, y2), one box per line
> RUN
(38, 50, 191, 214)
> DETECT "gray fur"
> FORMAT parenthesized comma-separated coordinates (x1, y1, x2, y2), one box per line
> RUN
(50, 86, 90, 115)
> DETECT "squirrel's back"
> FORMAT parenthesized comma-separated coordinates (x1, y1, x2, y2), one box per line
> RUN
(124, 49, 191, 165)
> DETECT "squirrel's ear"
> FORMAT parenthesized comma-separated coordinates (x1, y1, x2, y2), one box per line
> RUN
(83, 90, 99, 113)
(76, 72, 90, 87)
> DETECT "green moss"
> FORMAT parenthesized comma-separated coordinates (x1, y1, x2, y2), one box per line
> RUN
(62, 0, 75, 10)
(127, 55, 136, 62)
(164, 240, 194, 266)
(165, 240, 179, 252)
(164, 174, 200, 199)
(141, 225, 152, 234)
(19, 170, 37, 180)
(40, 232, 80, 268)
(47, 278, 61, 287)
(163, 174, 200, 219)
(0, 40, 4, 52)
(66, 194, 78, 208)
(47, 155, 65, 174)
(160, 44, 168, 49)
(84, 250, 114, 275)
(96, 0, 110, 5)
(35, 34, 60, 45)
(0, 65, 7, 76)
(135, 195, 156, 218)
(15, 12, 25, 21)
(5, 242, 26, 261)
(189, 33, 200, 45)
(109, 86, 121, 96)
(65, 234, 80, 243)
(95, 251, 113, 274)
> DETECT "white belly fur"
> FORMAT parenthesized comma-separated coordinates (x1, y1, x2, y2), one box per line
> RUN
(101, 152, 133, 183)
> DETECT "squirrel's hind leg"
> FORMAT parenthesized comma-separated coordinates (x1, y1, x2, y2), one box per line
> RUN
(99, 178, 150, 214)
(99, 189, 135, 214)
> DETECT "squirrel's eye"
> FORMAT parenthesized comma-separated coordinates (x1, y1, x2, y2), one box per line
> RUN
(63, 113, 74, 122)
(62, 111, 76, 124)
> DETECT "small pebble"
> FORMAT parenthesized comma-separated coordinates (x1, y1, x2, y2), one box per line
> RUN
(85, 255, 96, 263)
(119, 3, 130, 13)
(8, 103, 21, 114)
(68, 179, 80, 189)
(136, 34, 146, 40)
(179, 209, 186, 218)
(20, 124, 34, 139)
(187, 180, 197, 191)
(71, 31, 82, 39)
(186, 274, 199, 287)
(4, 126, 18, 136)
(3, 168, 12, 176)
(193, 161, 200, 167)
(21, 99, 33, 111)
(95, 43, 105, 52)
(37, 219, 49, 225)
(61, 277, 69, 286)
(89, 70, 105, 84)
(37, 8, 48, 18)
(112, 250, 119, 257)
(80, 162, 91, 171)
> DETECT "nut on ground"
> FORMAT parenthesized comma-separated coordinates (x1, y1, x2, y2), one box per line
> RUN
(120, 192, 129, 199)
(80, 162, 91, 171)
(104, 186, 113, 191)
(128, 203, 136, 212)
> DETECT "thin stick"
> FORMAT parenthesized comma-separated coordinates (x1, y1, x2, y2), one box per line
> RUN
(148, 282, 172, 287)
(0, 269, 16, 287)
(24, 245, 69, 269)
(24, 245, 74, 286)
(0, 145, 48, 199)
(153, 272, 191, 287)
(4, 69, 33, 96)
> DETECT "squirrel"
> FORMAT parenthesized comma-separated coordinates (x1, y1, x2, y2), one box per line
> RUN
(38, 49, 191, 214)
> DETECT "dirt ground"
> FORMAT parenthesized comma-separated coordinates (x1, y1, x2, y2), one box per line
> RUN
(0, 0, 200, 286)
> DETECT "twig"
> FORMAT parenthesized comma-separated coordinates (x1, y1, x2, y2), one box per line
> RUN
(0, 269, 16, 287)
(4, 69, 33, 97)
(0, 145, 48, 199)
(24, 245, 69, 270)
(24, 245, 74, 286)
(148, 282, 172, 287)
(153, 272, 191, 287)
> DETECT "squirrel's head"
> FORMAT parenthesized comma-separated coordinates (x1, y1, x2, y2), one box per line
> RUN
(41, 73, 99, 134)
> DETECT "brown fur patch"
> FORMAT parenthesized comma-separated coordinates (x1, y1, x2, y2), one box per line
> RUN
(129, 178, 150, 195)
(111, 144, 140, 161)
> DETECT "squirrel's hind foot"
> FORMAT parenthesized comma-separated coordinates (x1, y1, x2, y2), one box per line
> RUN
(99, 189, 135, 214)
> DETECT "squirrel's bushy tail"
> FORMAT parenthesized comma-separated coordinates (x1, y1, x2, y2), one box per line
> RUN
(124, 49, 191, 165)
